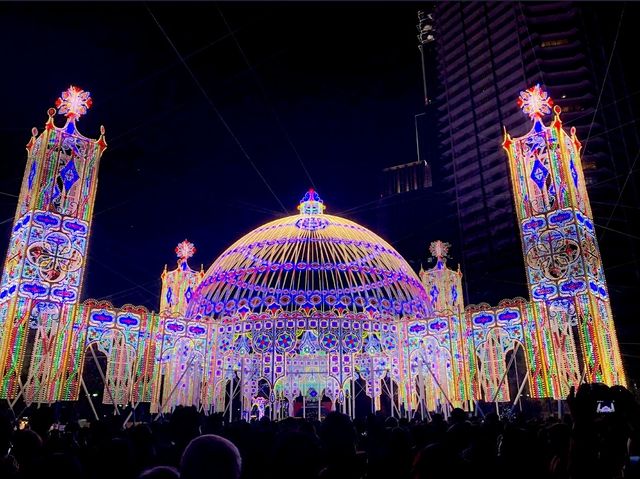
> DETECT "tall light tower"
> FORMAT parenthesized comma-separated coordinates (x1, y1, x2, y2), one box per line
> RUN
(0, 87, 107, 402)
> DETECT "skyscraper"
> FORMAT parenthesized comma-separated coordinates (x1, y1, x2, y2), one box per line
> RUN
(423, 2, 640, 319)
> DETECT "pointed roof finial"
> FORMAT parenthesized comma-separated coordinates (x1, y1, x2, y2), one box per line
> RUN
(429, 240, 449, 260)
(175, 239, 196, 260)
(429, 240, 450, 270)
(297, 188, 325, 215)
(517, 84, 553, 122)
(55, 85, 92, 121)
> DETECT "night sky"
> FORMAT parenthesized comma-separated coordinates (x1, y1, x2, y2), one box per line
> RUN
(0, 3, 425, 308)
(1, 3, 639, 375)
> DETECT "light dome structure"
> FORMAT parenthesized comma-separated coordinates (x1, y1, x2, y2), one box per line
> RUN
(0, 86, 626, 420)
(188, 189, 430, 321)
(185, 190, 431, 417)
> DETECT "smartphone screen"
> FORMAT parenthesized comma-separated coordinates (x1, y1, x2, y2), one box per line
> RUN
(596, 400, 615, 413)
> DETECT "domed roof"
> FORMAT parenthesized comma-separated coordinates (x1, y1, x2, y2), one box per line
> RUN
(187, 190, 430, 321)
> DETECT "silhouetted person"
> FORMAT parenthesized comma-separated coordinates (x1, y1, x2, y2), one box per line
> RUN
(180, 434, 241, 479)
(318, 412, 364, 479)
(271, 430, 321, 479)
(10, 429, 42, 479)
(412, 442, 456, 479)
(95, 437, 136, 479)
(130, 423, 157, 472)
(139, 465, 180, 479)
(33, 452, 83, 479)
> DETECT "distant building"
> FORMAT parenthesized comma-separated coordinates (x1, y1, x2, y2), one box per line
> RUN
(422, 2, 640, 307)
(382, 160, 432, 197)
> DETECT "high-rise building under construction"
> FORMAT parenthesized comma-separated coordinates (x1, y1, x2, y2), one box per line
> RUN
(420, 3, 640, 318)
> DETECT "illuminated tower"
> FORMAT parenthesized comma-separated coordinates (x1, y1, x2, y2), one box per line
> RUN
(0, 87, 107, 401)
(503, 85, 625, 395)
(160, 240, 204, 317)
(420, 241, 464, 314)
(154, 240, 205, 412)
(418, 241, 471, 408)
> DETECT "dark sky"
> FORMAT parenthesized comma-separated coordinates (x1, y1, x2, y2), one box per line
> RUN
(0, 2, 427, 309)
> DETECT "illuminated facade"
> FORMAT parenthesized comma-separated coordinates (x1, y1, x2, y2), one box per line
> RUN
(0, 87, 106, 403)
(502, 85, 626, 395)
(0, 85, 625, 417)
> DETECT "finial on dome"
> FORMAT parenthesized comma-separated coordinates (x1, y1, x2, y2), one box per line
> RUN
(517, 84, 553, 122)
(55, 85, 92, 121)
(176, 239, 196, 260)
(297, 188, 325, 215)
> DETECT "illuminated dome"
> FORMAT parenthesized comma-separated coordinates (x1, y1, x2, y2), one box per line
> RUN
(188, 189, 430, 321)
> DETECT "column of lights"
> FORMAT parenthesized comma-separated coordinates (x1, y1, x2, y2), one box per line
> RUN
(503, 84, 626, 397)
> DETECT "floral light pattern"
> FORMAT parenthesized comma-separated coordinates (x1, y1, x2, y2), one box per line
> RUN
(55, 86, 93, 120)
(517, 84, 553, 120)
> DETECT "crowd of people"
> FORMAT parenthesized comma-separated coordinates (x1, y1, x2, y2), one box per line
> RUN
(1, 383, 640, 479)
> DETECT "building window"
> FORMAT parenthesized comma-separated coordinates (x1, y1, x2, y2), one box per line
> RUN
(381, 161, 432, 196)
(540, 38, 569, 48)
(561, 104, 585, 113)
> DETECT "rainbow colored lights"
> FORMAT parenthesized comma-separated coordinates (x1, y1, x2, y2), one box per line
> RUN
(504, 85, 625, 396)
(0, 87, 106, 402)
(0, 85, 625, 417)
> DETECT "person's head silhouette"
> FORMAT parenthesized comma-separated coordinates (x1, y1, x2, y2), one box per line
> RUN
(180, 434, 241, 479)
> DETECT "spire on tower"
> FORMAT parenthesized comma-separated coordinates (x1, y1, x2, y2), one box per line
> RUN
(429, 240, 450, 270)
(55, 86, 93, 121)
(297, 188, 325, 215)
(175, 239, 196, 261)
(517, 84, 553, 122)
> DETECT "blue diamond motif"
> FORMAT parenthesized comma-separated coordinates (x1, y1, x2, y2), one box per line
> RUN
(51, 184, 61, 201)
(530, 159, 549, 189)
(28, 161, 36, 190)
(60, 160, 80, 191)
(534, 120, 543, 133)
(570, 160, 579, 188)
(430, 285, 439, 305)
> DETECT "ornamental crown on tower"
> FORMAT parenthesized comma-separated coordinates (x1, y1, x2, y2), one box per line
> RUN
(55, 86, 93, 121)
(175, 240, 196, 261)
(428, 240, 451, 270)
(31, 86, 107, 151)
(517, 84, 553, 121)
